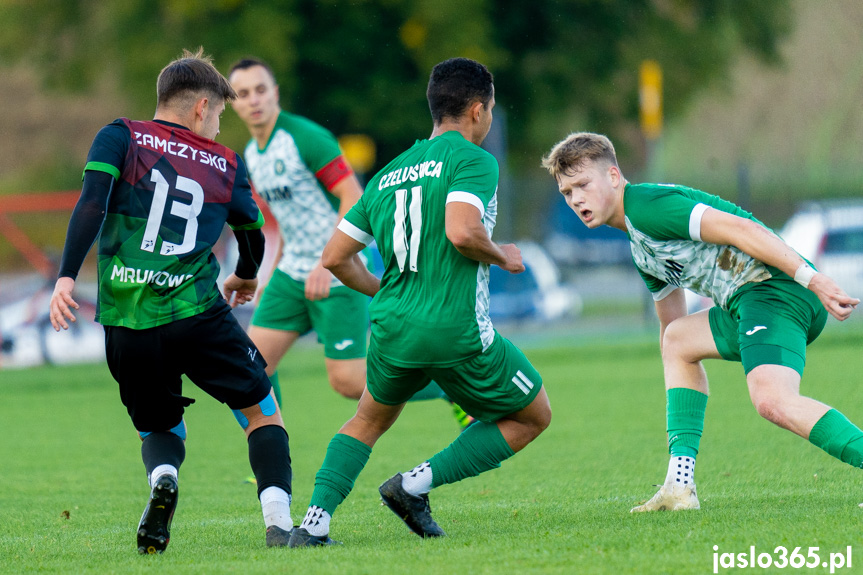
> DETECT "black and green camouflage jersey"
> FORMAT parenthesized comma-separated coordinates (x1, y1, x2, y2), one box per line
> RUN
(83, 118, 263, 328)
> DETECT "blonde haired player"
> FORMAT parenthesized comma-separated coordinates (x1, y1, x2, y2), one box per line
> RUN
(543, 131, 859, 511)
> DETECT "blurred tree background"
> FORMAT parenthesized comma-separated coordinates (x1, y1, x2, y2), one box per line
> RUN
(0, 0, 791, 187)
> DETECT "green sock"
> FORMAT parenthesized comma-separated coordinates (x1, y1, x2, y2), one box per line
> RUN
(269, 372, 282, 407)
(809, 409, 863, 468)
(428, 422, 515, 488)
(667, 387, 708, 457)
(309, 433, 372, 514)
(408, 381, 449, 402)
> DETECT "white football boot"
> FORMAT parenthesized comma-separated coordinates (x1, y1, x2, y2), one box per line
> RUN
(630, 482, 700, 512)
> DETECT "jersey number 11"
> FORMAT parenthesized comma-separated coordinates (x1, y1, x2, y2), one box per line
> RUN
(393, 185, 422, 273)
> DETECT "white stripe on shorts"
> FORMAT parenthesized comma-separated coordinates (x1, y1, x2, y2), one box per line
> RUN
(512, 370, 535, 395)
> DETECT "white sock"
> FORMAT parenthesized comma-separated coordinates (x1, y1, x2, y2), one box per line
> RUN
(401, 462, 433, 496)
(260, 486, 292, 530)
(300, 505, 331, 537)
(665, 455, 695, 486)
(149, 464, 178, 488)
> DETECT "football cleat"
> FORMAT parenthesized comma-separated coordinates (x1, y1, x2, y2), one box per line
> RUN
(265, 525, 293, 547)
(378, 473, 445, 537)
(287, 527, 342, 547)
(630, 482, 700, 513)
(450, 401, 477, 431)
(137, 474, 179, 554)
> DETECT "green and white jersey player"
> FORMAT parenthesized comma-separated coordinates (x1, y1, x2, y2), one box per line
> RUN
(228, 58, 374, 402)
(288, 58, 552, 547)
(543, 131, 861, 512)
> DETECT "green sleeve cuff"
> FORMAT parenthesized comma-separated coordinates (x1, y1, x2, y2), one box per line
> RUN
(229, 210, 265, 231)
(82, 161, 121, 181)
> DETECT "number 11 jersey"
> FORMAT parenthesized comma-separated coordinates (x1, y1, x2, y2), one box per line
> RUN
(83, 118, 263, 329)
(339, 130, 499, 367)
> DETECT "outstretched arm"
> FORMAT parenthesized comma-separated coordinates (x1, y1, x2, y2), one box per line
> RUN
(445, 202, 525, 273)
(700, 208, 859, 320)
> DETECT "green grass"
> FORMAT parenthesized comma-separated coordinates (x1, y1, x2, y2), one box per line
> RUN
(2, 326, 863, 574)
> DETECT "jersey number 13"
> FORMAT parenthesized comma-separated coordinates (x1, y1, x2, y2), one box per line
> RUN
(141, 168, 204, 256)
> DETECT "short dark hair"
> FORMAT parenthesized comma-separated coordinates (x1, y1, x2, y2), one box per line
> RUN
(228, 58, 277, 83)
(156, 47, 236, 109)
(427, 58, 494, 124)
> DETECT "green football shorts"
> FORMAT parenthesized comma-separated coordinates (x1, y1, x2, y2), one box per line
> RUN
(250, 269, 369, 360)
(709, 278, 827, 375)
(366, 331, 543, 422)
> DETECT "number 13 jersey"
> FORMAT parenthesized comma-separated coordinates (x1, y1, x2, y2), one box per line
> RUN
(339, 130, 499, 367)
(83, 118, 263, 329)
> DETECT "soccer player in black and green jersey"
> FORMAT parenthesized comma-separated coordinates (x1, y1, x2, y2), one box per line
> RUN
(288, 58, 552, 547)
(543, 132, 860, 512)
(49, 48, 294, 552)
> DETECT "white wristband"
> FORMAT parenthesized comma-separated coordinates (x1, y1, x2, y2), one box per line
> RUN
(794, 263, 817, 288)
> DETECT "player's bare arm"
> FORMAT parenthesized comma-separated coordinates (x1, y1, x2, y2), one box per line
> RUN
(321, 229, 380, 297)
(306, 172, 364, 301)
(445, 202, 524, 273)
(699, 207, 859, 320)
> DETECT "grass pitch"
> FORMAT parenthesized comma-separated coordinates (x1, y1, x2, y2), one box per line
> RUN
(1, 324, 862, 574)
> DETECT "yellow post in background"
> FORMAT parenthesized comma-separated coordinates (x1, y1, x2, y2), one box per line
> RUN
(338, 134, 376, 176)
(639, 59, 663, 326)
(639, 60, 663, 141)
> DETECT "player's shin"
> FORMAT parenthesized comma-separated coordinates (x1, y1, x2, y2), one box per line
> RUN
(248, 425, 293, 530)
(667, 387, 708, 456)
(665, 387, 707, 480)
(809, 409, 863, 468)
(303, 433, 372, 535)
(140, 427, 185, 485)
(629, 387, 706, 512)
(426, 421, 515, 487)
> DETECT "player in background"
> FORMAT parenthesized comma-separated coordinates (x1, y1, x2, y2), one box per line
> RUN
(288, 57, 552, 547)
(542, 132, 861, 512)
(49, 48, 294, 552)
(227, 58, 472, 426)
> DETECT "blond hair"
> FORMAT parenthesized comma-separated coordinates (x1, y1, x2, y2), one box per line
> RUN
(541, 132, 618, 180)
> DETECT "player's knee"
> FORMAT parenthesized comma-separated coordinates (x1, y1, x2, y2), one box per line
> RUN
(661, 323, 688, 362)
(750, 393, 786, 426)
(233, 393, 284, 437)
(526, 396, 552, 439)
(540, 406, 552, 432)
(328, 370, 364, 400)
